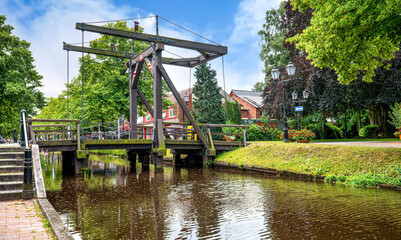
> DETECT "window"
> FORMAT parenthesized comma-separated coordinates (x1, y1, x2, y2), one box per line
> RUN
(169, 109, 175, 117)
(162, 111, 166, 119)
(146, 114, 151, 122)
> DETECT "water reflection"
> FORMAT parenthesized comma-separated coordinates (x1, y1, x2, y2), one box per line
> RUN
(44, 154, 401, 239)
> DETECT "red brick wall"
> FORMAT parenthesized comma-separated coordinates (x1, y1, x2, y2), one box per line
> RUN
(231, 93, 261, 120)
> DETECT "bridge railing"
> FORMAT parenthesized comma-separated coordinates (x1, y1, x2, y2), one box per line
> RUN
(199, 124, 247, 147)
(27, 119, 81, 145)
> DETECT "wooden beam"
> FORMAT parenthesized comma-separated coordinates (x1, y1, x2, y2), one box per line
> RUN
(132, 61, 144, 89)
(76, 22, 227, 55)
(28, 119, 80, 123)
(157, 63, 209, 148)
(137, 88, 154, 117)
(63, 43, 134, 59)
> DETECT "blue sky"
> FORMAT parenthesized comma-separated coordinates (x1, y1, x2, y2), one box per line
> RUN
(1, 0, 281, 98)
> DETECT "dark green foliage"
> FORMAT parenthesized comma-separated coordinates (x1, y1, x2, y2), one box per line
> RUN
(359, 125, 379, 138)
(324, 123, 343, 139)
(246, 124, 265, 141)
(225, 101, 241, 124)
(193, 64, 225, 124)
(0, 15, 45, 137)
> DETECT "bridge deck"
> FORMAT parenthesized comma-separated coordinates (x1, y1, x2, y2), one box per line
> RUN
(36, 139, 243, 152)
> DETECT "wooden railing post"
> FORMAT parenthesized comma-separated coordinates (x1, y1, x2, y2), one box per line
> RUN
(76, 122, 81, 151)
(243, 127, 247, 147)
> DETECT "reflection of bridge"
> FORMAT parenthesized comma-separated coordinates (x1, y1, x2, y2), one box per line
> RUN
(27, 118, 246, 171)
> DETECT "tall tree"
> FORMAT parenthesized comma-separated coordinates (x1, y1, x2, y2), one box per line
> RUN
(192, 64, 225, 124)
(288, 0, 401, 84)
(257, 1, 290, 90)
(0, 15, 45, 137)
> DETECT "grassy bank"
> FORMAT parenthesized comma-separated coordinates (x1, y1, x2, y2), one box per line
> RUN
(215, 142, 401, 188)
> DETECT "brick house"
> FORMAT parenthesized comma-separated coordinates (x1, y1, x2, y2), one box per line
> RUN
(230, 90, 263, 122)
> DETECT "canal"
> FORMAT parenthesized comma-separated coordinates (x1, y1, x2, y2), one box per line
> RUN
(43, 154, 401, 239)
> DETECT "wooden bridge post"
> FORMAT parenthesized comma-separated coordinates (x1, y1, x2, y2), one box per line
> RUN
(138, 151, 150, 171)
(151, 44, 165, 170)
(127, 150, 137, 172)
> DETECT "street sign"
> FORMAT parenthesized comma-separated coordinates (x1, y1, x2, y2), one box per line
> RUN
(295, 106, 303, 112)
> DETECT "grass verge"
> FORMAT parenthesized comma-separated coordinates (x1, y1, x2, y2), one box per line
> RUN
(215, 142, 401, 188)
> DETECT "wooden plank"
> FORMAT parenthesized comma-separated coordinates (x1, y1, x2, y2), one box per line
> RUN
(76, 22, 227, 55)
(157, 63, 209, 148)
(199, 123, 247, 128)
(33, 129, 76, 133)
(211, 132, 243, 136)
(32, 144, 47, 199)
(207, 128, 215, 151)
(32, 124, 68, 128)
(28, 119, 80, 123)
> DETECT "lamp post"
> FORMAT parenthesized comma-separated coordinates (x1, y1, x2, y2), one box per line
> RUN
(183, 92, 190, 123)
(292, 90, 309, 130)
(271, 62, 296, 143)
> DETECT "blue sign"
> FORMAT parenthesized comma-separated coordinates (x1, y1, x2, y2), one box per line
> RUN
(295, 106, 303, 112)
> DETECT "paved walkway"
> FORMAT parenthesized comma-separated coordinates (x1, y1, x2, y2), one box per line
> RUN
(0, 200, 52, 240)
(313, 141, 401, 148)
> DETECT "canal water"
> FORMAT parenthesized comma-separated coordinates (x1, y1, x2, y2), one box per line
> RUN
(43, 154, 401, 239)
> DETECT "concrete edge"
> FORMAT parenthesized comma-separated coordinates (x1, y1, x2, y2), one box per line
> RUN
(38, 198, 74, 240)
(213, 161, 401, 191)
(32, 144, 74, 240)
(213, 161, 325, 182)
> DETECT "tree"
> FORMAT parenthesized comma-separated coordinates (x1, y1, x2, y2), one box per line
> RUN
(38, 21, 171, 125)
(192, 64, 225, 124)
(225, 101, 241, 124)
(257, 1, 290, 89)
(288, 0, 401, 84)
(0, 15, 45, 137)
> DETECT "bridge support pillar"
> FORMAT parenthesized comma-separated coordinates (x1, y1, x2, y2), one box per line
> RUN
(127, 150, 137, 173)
(61, 151, 76, 176)
(139, 152, 150, 171)
(151, 153, 163, 172)
(174, 151, 184, 167)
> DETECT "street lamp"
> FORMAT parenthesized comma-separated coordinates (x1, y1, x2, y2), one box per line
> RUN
(183, 92, 190, 122)
(271, 62, 296, 143)
(292, 90, 309, 130)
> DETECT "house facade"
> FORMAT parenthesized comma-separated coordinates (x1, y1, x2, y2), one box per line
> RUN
(230, 90, 263, 123)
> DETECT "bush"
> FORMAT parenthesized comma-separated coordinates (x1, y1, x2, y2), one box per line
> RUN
(265, 126, 282, 141)
(359, 125, 379, 138)
(246, 124, 265, 141)
(324, 123, 343, 139)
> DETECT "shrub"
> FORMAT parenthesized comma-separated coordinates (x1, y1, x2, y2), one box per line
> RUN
(359, 125, 379, 138)
(246, 124, 265, 141)
(265, 126, 282, 141)
(293, 129, 316, 141)
(389, 102, 401, 129)
(324, 123, 343, 139)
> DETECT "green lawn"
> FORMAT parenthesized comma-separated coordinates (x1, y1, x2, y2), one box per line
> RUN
(215, 141, 401, 187)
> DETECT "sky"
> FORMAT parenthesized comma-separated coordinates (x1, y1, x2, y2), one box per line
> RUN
(0, 0, 281, 98)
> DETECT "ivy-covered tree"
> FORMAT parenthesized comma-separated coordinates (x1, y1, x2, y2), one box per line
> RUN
(0, 15, 45, 137)
(192, 63, 225, 124)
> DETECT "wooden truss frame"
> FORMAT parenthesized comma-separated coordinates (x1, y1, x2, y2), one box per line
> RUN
(64, 22, 227, 166)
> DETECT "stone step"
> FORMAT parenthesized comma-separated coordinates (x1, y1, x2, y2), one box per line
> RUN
(0, 166, 24, 173)
(0, 147, 24, 153)
(0, 159, 24, 166)
(0, 181, 23, 191)
(0, 173, 23, 182)
(0, 190, 22, 201)
(0, 152, 24, 160)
